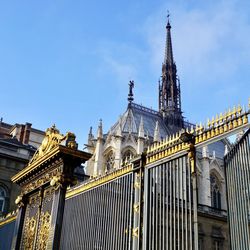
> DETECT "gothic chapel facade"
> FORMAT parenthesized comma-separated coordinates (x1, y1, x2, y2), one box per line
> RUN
(86, 19, 229, 224)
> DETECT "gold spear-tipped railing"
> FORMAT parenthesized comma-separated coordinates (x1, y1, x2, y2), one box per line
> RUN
(146, 99, 250, 164)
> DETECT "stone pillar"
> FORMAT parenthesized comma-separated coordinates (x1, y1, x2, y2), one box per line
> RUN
(114, 135, 122, 169)
(93, 120, 104, 176)
(153, 121, 160, 143)
(199, 146, 211, 206)
(114, 118, 123, 169)
(137, 117, 145, 154)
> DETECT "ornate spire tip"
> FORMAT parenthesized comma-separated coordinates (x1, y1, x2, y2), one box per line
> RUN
(166, 10, 171, 28)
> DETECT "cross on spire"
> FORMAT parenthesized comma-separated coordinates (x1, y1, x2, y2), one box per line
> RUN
(167, 10, 170, 24)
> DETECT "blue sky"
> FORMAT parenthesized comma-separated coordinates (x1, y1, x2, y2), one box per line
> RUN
(0, 0, 249, 147)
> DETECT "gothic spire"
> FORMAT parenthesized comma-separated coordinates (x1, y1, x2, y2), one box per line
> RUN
(88, 126, 94, 144)
(159, 15, 183, 129)
(164, 15, 174, 66)
(138, 116, 144, 138)
(153, 121, 160, 142)
(97, 119, 103, 139)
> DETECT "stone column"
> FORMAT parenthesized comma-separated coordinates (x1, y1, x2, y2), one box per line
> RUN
(199, 146, 211, 206)
(114, 135, 122, 169)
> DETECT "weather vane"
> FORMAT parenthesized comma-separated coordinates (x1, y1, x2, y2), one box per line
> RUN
(167, 10, 170, 23)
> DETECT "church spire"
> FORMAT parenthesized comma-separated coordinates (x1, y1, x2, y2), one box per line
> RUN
(164, 14, 174, 66)
(159, 14, 183, 130)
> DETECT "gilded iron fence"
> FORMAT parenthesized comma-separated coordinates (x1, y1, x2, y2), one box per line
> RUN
(60, 170, 134, 250)
(225, 128, 250, 250)
(143, 153, 195, 250)
(1, 102, 248, 250)
(0, 216, 16, 250)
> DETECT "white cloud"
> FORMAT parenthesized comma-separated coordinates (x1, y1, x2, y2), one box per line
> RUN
(95, 41, 144, 86)
(91, 0, 250, 116)
(103, 55, 136, 83)
(144, 0, 250, 86)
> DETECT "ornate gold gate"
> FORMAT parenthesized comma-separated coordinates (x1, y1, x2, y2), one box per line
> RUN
(11, 125, 91, 250)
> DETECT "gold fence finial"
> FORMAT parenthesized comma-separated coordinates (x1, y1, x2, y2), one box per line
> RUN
(195, 124, 199, 133)
(172, 134, 175, 141)
(211, 117, 215, 126)
(207, 118, 210, 128)
(169, 135, 172, 143)
(233, 106, 237, 116)
(219, 113, 223, 122)
(215, 114, 219, 124)
(190, 125, 194, 133)
(237, 104, 242, 115)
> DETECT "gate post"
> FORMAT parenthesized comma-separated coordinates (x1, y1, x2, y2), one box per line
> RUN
(11, 196, 26, 250)
(131, 153, 146, 250)
(46, 180, 67, 249)
(180, 130, 199, 250)
(188, 143, 199, 250)
(11, 126, 91, 250)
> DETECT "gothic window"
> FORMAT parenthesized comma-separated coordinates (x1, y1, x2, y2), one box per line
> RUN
(0, 186, 7, 213)
(105, 151, 115, 172)
(122, 150, 134, 164)
(210, 174, 221, 209)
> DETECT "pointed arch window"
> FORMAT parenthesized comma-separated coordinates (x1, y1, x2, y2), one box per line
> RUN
(210, 174, 221, 209)
(122, 150, 134, 164)
(105, 151, 115, 172)
(0, 186, 7, 213)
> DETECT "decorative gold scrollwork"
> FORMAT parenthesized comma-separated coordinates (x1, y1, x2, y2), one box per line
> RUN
(28, 125, 78, 166)
(15, 195, 24, 208)
(23, 216, 37, 250)
(37, 211, 51, 250)
(50, 175, 64, 190)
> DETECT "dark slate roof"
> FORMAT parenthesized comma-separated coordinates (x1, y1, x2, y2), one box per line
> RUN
(109, 103, 171, 139)
(0, 137, 36, 151)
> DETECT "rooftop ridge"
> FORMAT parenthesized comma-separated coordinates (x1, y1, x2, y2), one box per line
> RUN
(131, 102, 159, 116)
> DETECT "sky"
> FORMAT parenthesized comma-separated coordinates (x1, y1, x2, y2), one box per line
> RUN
(0, 0, 249, 148)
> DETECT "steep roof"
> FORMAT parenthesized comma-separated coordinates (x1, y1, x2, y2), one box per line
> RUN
(109, 103, 171, 139)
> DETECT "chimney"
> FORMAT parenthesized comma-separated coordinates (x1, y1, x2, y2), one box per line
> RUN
(19, 125, 25, 143)
(23, 123, 32, 144)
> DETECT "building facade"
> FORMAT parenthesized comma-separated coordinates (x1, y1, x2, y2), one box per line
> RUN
(84, 19, 231, 249)
(0, 120, 45, 216)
